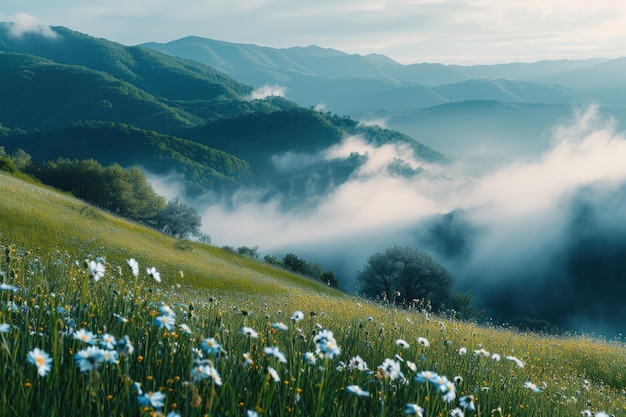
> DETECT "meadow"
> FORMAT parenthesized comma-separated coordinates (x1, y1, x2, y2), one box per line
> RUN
(1, 171, 625, 417)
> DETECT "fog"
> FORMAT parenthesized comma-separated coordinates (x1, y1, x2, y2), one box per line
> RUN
(151, 106, 626, 335)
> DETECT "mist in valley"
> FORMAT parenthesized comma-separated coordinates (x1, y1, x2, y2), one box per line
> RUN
(149, 106, 626, 336)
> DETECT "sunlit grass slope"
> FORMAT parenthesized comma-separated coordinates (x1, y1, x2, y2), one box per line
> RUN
(1, 171, 625, 417)
(0, 172, 338, 297)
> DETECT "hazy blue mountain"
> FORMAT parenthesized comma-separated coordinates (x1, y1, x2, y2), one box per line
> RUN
(431, 79, 581, 105)
(140, 35, 626, 132)
(534, 57, 626, 90)
(378, 100, 626, 159)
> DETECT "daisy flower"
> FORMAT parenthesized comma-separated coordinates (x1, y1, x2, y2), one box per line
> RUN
(179, 324, 192, 335)
(100, 333, 117, 349)
(396, 339, 410, 349)
(264, 346, 287, 363)
(138, 391, 166, 409)
(407, 361, 417, 372)
(200, 337, 222, 355)
(271, 322, 288, 331)
(116, 335, 134, 356)
(450, 408, 464, 417)
(439, 379, 457, 403)
(88, 260, 105, 281)
(303, 351, 317, 364)
(417, 337, 430, 347)
(203, 365, 223, 385)
(74, 346, 105, 373)
(378, 358, 404, 380)
(290, 311, 304, 322)
(491, 353, 501, 361)
(146, 266, 161, 283)
(268, 366, 280, 382)
(74, 328, 97, 345)
(0, 323, 10, 333)
(314, 329, 341, 359)
(459, 395, 476, 412)
(241, 326, 259, 338)
(405, 404, 424, 416)
(347, 355, 368, 371)
(126, 258, 139, 277)
(346, 385, 370, 397)
(102, 349, 119, 364)
(524, 381, 541, 393)
(505, 355, 524, 368)
(160, 305, 175, 317)
(404, 404, 424, 417)
(458, 347, 467, 355)
(0, 283, 18, 292)
(27, 348, 52, 377)
(415, 370, 438, 384)
(154, 314, 176, 330)
(474, 348, 490, 357)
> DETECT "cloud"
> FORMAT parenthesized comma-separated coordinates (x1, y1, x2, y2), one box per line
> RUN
(190, 105, 626, 333)
(7, 13, 58, 39)
(357, 118, 387, 129)
(247, 84, 287, 100)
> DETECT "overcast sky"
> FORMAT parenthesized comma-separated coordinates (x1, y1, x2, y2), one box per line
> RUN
(3, 1, 626, 65)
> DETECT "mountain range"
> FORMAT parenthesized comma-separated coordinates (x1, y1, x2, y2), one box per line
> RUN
(143, 36, 626, 157)
(0, 23, 448, 204)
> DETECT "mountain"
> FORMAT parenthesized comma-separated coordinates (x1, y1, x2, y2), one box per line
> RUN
(0, 52, 200, 132)
(140, 35, 626, 157)
(0, 23, 446, 203)
(140, 36, 626, 104)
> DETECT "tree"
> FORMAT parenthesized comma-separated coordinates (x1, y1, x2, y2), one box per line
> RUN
(356, 246, 455, 311)
(321, 271, 339, 288)
(237, 246, 259, 259)
(155, 197, 202, 239)
(282, 253, 307, 273)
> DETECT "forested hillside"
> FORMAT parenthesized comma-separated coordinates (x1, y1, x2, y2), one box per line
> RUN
(0, 23, 445, 199)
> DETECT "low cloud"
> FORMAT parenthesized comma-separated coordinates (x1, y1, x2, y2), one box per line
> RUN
(7, 13, 58, 39)
(357, 118, 387, 129)
(247, 84, 287, 100)
(164, 105, 626, 334)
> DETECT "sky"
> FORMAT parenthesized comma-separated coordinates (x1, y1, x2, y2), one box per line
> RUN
(2, 1, 626, 65)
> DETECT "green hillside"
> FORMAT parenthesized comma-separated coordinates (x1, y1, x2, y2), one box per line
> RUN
(0, 52, 199, 131)
(0, 171, 334, 296)
(1, 167, 625, 417)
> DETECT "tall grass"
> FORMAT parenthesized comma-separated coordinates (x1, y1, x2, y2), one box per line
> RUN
(1, 172, 625, 416)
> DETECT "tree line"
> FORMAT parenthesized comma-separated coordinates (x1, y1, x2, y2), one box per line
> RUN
(0, 148, 204, 240)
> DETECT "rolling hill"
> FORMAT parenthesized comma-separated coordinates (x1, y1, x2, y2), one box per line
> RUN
(0, 23, 446, 201)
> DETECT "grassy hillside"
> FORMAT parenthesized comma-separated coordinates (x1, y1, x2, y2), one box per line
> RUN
(0, 172, 328, 296)
(1, 173, 625, 417)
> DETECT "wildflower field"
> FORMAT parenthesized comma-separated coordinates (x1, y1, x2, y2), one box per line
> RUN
(1, 172, 626, 417)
